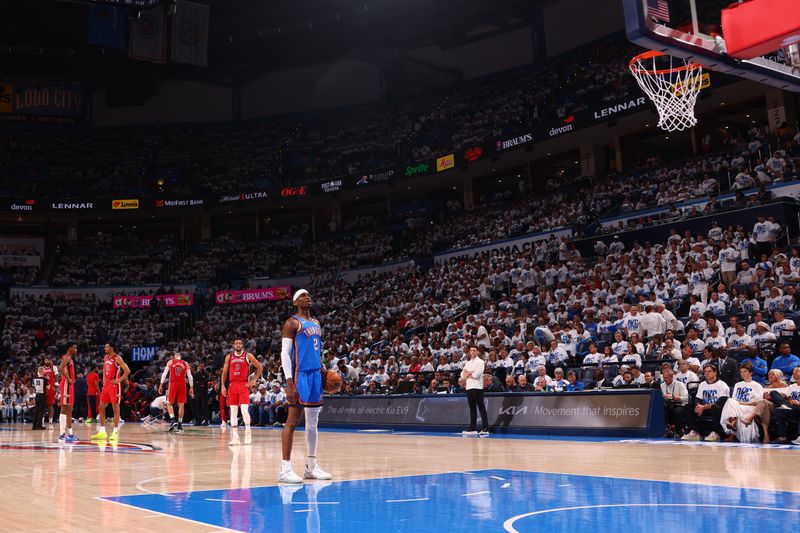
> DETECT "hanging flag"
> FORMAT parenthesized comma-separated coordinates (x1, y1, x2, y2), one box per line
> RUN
(171, 1, 210, 67)
(88, 5, 127, 49)
(647, 0, 671, 22)
(129, 7, 166, 63)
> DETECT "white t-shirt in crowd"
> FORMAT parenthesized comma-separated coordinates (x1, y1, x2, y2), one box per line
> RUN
(696, 380, 730, 405)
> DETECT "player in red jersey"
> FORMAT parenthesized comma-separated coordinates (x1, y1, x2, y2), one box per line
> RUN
(91, 342, 130, 442)
(85, 364, 99, 425)
(42, 359, 56, 430)
(57, 344, 78, 443)
(221, 339, 263, 445)
(159, 352, 194, 433)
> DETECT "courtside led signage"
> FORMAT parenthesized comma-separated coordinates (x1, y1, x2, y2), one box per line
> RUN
(436, 154, 455, 172)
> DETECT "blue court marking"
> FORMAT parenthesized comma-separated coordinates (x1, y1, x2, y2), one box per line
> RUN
(104, 469, 800, 532)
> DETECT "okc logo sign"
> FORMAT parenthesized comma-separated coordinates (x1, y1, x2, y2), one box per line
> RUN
(0, 441, 160, 454)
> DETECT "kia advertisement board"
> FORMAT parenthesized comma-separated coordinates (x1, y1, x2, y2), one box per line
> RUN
(113, 293, 194, 309)
(319, 390, 661, 436)
(215, 286, 292, 305)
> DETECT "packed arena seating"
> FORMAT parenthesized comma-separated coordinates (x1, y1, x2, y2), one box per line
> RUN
(0, 35, 640, 198)
(3, 180, 800, 440)
(30, 123, 799, 291)
(2, 41, 800, 440)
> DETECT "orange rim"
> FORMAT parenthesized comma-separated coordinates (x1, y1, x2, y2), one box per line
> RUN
(629, 50, 702, 75)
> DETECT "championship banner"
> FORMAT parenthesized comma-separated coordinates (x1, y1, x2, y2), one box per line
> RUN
(171, 1, 210, 67)
(129, 7, 166, 63)
(113, 293, 194, 309)
(88, 4, 127, 49)
(215, 286, 292, 305)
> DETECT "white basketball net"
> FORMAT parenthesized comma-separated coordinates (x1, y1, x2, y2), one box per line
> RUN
(629, 52, 704, 132)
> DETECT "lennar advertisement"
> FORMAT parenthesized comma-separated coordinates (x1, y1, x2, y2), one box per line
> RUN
(319, 391, 653, 430)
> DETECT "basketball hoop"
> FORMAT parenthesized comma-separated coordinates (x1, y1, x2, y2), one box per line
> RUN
(629, 50, 704, 132)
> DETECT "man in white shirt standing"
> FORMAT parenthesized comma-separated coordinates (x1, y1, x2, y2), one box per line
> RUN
(640, 303, 666, 340)
(753, 214, 773, 258)
(460, 345, 490, 436)
(718, 240, 739, 287)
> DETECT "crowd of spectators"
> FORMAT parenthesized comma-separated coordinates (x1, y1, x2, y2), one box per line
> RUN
(3, 201, 800, 441)
(0, 34, 640, 199)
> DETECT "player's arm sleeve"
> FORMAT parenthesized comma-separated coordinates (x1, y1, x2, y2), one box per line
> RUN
(160, 365, 169, 385)
(186, 368, 193, 387)
(281, 338, 294, 381)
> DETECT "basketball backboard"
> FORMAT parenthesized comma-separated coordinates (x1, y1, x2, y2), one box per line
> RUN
(623, 0, 800, 92)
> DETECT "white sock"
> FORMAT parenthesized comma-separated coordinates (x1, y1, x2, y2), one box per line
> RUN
(304, 407, 320, 461)
(59, 414, 66, 434)
(241, 408, 251, 428)
(113, 426, 119, 433)
(230, 405, 239, 427)
(67, 428, 73, 435)
(281, 459, 292, 471)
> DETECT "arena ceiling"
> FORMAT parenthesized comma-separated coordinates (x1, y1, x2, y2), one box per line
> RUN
(0, 0, 545, 83)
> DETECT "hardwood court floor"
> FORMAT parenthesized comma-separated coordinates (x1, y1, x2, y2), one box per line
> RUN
(0, 423, 798, 532)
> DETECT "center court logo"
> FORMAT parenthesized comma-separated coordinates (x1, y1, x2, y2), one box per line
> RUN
(0, 441, 160, 454)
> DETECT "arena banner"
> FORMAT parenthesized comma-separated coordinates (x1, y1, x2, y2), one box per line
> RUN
(112, 293, 194, 309)
(434, 226, 572, 264)
(319, 390, 660, 436)
(0, 237, 45, 256)
(10, 283, 197, 300)
(0, 81, 86, 121)
(0, 255, 41, 267)
(215, 285, 292, 305)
